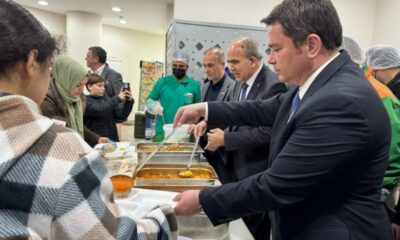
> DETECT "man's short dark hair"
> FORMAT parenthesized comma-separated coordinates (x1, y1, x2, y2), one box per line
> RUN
(204, 46, 225, 64)
(88, 46, 107, 64)
(261, 0, 342, 50)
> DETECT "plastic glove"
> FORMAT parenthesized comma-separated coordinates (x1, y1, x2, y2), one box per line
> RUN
(146, 99, 164, 115)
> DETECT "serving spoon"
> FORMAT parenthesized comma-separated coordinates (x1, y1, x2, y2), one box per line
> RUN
(178, 136, 200, 178)
(135, 126, 178, 174)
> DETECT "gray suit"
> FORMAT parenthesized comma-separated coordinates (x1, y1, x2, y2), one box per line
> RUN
(101, 63, 130, 122)
(201, 75, 236, 102)
(101, 63, 123, 98)
(200, 75, 236, 182)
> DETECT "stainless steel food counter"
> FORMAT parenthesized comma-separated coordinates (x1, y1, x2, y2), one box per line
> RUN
(136, 142, 203, 165)
(177, 214, 229, 240)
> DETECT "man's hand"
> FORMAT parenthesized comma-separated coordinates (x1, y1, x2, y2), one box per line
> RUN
(392, 223, 400, 240)
(193, 121, 207, 138)
(173, 103, 207, 128)
(173, 190, 201, 216)
(205, 128, 225, 151)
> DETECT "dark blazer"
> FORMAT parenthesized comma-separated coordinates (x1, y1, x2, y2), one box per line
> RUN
(84, 95, 134, 141)
(201, 75, 236, 102)
(224, 65, 286, 181)
(200, 51, 392, 240)
(199, 74, 236, 183)
(101, 64, 123, 98)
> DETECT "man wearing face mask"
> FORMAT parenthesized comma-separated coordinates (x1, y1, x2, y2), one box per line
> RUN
(146, 51, 201, 141)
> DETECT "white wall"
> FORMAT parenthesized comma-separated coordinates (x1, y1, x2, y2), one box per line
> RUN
(102, 25, 165, 115)
(24, 6, 165, 119)
(372, 0, 400, 49)
(23, 0, 400, 117)
(25, 7, 66, 37)
(333, 0, 376, 52)
(174, 0, 281, 28)
(67, 11, 102, 66)
(174, 0, 376, 52)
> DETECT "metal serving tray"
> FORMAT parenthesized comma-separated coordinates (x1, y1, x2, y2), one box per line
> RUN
(136, 142, 204, 165)
(134, 163, 217, 192)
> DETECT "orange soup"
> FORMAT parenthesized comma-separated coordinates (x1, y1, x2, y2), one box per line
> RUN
(110, 175, 134, 192)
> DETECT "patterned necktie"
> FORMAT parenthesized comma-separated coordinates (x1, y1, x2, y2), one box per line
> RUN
(290, 90, 301, 117)
(239, 82, 249, 101)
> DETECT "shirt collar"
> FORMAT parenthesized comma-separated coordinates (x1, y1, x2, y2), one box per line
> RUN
(91, 64, 106, 75)
(208, 74, 226, 88)
(298, 52, 340, 99)
(244, 63, 263, 90)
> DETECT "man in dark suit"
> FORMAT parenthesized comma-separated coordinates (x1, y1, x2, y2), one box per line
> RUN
(86, 46, 123, 98)
(199, 37, 286, 240)
(173, 0, 393, 239)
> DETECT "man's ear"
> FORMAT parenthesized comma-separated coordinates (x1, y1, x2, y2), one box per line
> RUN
(306, 34, 322, 58)
(24, 50, 39, 78)
(249, 56, 258, 67)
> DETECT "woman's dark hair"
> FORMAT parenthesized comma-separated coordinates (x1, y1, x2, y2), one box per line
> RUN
(261, 0, 342, 50)
(0, 0, 58, 74)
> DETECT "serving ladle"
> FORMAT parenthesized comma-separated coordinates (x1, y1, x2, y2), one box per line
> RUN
(178, 136, 200, 178)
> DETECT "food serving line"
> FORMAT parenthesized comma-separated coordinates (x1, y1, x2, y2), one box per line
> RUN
(94, 140, 232, 240)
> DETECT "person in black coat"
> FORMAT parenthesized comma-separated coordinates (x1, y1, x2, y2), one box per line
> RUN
(84, 74, 133, 141)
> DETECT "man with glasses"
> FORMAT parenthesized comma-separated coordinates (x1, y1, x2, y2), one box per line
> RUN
(146, 51, 201, 141)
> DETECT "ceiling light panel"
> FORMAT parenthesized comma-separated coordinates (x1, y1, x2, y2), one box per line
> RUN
(38, 0, 48, 6)
(112, 7, 122, 12)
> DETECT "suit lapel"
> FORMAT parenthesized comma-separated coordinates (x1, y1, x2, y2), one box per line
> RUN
(302, 50, 350, 103)
(269, 51, 351, 164)
(233, 82, 242, 101)
(201, 81, 210, 101)
(246, 65, 266, 100)
(101, 65, 108, 79)
(217, 76, 231, 101)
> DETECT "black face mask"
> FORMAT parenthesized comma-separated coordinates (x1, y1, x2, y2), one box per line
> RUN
(173, 68, 186, 79)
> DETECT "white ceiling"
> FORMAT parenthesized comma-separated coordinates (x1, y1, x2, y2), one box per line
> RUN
(14, 0, 174, 35)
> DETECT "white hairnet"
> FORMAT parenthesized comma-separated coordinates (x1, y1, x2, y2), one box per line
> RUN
(172, 51, 190, 65)
(341, 36, 364, 65)
(365, 45, 400, 70)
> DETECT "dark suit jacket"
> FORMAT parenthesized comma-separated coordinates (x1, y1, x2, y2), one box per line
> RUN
(101, 64, 123, 98)
(200, 51, 392, 240)
(201, 75, 236, 102)
(200, 75, 235, 180)
(224, 65, 286, 181)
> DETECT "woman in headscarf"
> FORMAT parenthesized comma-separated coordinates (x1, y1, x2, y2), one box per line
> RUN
(41, 55, 102, 146)
(0, 1, 177, 239)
